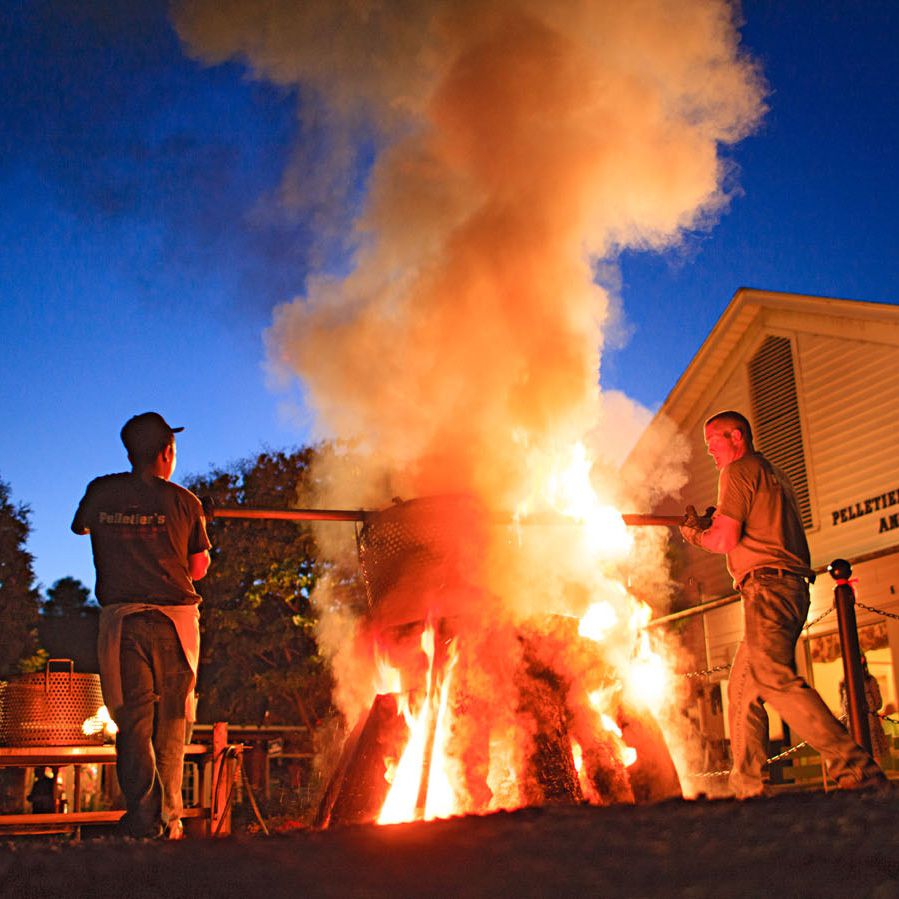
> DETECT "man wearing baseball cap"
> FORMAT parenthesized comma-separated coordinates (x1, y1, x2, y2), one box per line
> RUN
(72, 412, 211, 839)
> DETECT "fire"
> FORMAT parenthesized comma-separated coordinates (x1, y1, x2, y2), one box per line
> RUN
(598, 714, 637, 768)
(578, 597, 620, 643)
(360, 442, 678, 827)
(517, 441, 633, 558)
(624, 632, 672, 711)
(374, 644, 404, 696)
(580, 597, 672, 712)
(378, 623, 459, 824)
(82, 705, 118, 740)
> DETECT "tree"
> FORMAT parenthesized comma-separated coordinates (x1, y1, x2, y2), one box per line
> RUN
(42, 576, 94, 618)
(0, 478, 40, 677)
(186, 448, 339, 728)
(39, 577, 100, 672)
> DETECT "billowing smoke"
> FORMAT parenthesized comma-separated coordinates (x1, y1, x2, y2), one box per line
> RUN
(174, 0, 764, 796)
(174, 0, 763, 495)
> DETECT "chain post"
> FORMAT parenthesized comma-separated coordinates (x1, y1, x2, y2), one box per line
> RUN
(828, 559, 872, 755)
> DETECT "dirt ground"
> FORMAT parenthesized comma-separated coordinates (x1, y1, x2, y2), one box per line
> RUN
(1, 790, 898, 898)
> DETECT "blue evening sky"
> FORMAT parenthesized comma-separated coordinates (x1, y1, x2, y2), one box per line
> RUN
(1, 1, 897, 596)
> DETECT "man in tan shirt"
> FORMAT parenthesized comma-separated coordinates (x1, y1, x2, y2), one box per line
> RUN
(680, 410, 887, 797)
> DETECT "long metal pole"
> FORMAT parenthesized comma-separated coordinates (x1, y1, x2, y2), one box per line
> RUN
(209, 506, 367, 522)
(207, 505, 683, 527)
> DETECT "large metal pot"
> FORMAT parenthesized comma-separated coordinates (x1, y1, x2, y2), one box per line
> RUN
(356, 495, 491, 627)
(0, 659, 105, 746)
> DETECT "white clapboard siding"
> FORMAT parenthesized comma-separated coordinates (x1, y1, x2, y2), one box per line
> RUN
(798, 331, 899, 566)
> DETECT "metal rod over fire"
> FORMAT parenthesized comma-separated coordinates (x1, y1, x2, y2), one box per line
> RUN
(208, 505, 367, 522)
(206, 504, 685, 527)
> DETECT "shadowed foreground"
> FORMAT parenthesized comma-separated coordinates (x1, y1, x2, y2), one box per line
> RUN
(1, 791, 898, 898)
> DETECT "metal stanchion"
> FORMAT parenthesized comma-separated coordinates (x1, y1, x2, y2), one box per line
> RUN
(828, 558, 872, 755)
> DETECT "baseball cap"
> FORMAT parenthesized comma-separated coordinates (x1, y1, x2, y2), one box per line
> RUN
(120, 412, 184, 457)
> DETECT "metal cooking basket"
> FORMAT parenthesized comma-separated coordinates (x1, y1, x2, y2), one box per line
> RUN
(356, 494, 489, 609)
(0, 659, 105, 746)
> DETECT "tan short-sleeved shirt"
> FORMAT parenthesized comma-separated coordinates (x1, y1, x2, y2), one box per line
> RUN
(716, 452, 812, 587)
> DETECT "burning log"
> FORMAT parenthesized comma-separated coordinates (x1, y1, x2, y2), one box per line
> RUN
(315, 693, 409, 828)
(516, 643, 584, 806)
(618, 704, 683, 804)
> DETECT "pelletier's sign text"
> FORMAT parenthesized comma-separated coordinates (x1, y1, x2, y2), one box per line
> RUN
(831, 487, 899, 534)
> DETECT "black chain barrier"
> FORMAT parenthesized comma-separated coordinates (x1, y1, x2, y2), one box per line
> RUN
(856, 600, 899, 621)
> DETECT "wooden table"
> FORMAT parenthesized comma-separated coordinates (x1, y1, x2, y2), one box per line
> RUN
(0, 730, 237, 836)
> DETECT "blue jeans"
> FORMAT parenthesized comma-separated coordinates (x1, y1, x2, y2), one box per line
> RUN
(115, 610, 193, 837)
(728, 574, 877, 797)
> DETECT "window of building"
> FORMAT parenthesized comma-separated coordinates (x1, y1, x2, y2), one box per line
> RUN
(748, 335, 813, 528)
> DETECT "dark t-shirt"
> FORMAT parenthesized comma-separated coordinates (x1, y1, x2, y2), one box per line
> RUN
(72, 473, 211, 606)
(715, 452, 812, 586)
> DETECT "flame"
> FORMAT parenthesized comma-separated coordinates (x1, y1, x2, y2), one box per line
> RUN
(624, 633, 671, 711)
(82, 705, 118, 739)
(578, 599, 619, 643)
(571, 738, 584, 774)
(423, 648, 458, 820)
(517, 441, 633, 558)
(378, 623, 459, 824)
(374, 643, 404, 696)
(623, 602, 672, 711)
(598, 713, 637, 768)
(579, 592, 671, 714)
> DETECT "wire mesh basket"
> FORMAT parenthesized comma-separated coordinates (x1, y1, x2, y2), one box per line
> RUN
(0, 659, 106, 746)
(356, 494, 489, 612)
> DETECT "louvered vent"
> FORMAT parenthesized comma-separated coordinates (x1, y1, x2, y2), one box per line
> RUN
(748, 336, 813, 528)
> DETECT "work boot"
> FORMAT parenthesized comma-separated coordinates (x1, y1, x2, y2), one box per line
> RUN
(117, 811, 164, 840)
(837, 767, 892, 795)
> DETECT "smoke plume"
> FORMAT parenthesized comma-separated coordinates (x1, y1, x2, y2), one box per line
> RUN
(174, 0, 764, 496)
(174, 0, 764, 754)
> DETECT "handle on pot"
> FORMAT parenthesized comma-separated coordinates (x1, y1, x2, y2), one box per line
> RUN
(44, 659, 75, 694)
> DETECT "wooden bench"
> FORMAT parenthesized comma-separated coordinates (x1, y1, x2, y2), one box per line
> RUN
(0, 726, 240, 837)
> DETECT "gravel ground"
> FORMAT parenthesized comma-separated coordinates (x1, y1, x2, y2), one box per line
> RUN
(1, 790, 898, 898)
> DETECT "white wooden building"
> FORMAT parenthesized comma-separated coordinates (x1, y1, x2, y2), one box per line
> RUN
(628, 288, 899, 746)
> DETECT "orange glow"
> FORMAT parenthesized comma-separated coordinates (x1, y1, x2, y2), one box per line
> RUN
(623, 627, 672, 711)
(378, 623, 460, 825)
(571, 739, 584, 774)
(374, 643, 404, 696)
(516, 441, 633, 557)
(82, 705, 117, 740)
(360, 440, 679, 825)
(485, 731, 524, 812)
(578, 600, 619, 643)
